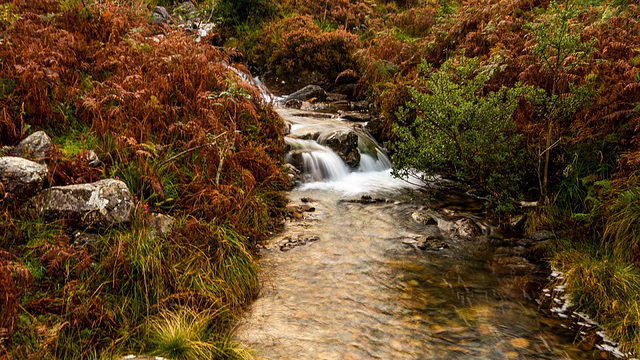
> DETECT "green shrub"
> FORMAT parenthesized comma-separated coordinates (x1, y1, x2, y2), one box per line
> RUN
(390, 55, 531, 203)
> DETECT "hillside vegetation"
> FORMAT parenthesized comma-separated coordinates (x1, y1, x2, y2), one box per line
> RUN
(0, 0, 287, 358)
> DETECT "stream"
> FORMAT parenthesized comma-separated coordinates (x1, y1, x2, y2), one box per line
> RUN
(235, 106, 607, 359)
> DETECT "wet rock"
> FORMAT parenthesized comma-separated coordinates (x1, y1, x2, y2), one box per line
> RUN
(411, 211, 437, 225)
(454, 218, 482, 237)
(364, 117, 385, 141)
(417, 236, 449, 251)
(317, 129, 360, 168)
(326, 93, 347, 102)
(285, 85, 326, 102)
(509, 337, 531, 349)
(488, 256, 537, 275)
(0, 157, 48, 202)
(284, 163, 301, 181)
(518, 230, 555, 247)
(149, 213, 175, 237)
(284, 98, 303, 109)
(279, 235, 319, 251)
(10, 131, 53, 161)
(299, 204, 315, 212)
(29, 179, 133, 230)
(151, 6, 173, 24)
(340, 112, 371, 123)
(285, 150, 308, 173)
(343, 195, 388, 204)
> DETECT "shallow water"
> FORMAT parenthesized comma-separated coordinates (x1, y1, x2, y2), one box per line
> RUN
(236, 109, 602, 360)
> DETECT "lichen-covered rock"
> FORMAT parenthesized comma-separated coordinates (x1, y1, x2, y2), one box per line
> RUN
(30, 179, 133, 229)
(0, 156, 48, 202)
(317, 129, 360, 168)
(9, 131, 53, 161)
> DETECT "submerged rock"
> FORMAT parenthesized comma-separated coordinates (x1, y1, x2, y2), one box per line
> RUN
(0, 156, 48, 202)
(10, 131, 53, 161)
(317, 129, 360, 168)
(29, 179, 133, 229)
(417, 235, 449, 251)
(285, 85, 327, 102)
(454, 218, 482, 237)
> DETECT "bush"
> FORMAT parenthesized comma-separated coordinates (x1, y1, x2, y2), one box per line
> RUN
(390, 56, 531, 202)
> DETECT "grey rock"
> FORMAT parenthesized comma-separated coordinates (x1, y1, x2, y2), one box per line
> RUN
(285, 85, 326, 102)
(30, 179, 133, 229)
(454, 218, 481, 237)
(317, 129, 360, 168)
(10, 131, 53, 161)
(0, 156, 48, 202)
(151, 6, 173, 24)
(149, 213, 175, 237)
(411, 211, 437, 225)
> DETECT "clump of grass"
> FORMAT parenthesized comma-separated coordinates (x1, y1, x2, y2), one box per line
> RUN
(603, 187, 640, 262)
(552, 243, 640, 354)
(148, 307, 252, 360)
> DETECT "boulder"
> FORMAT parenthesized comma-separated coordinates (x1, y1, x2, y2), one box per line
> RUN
(285, 85, 326, 102)
(10, 131, 53, 161)
(0, 157, 48, 202)
(151, 6, 173, 24)
(30, 179, 133, 229)
(317, 129, 360, 168)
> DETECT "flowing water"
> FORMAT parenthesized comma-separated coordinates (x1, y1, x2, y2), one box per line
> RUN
(236, 107, 607, 359)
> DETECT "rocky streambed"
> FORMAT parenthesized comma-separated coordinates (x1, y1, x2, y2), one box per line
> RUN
(235, 105, 615, 359)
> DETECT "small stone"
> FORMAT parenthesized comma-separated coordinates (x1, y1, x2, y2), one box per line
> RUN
(509, 338, 530, 349)
(293, 210, 303, 220)
(149, 213, 175, 237)
(504, 352, 520, 359)
(151, 6, 173, 24)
